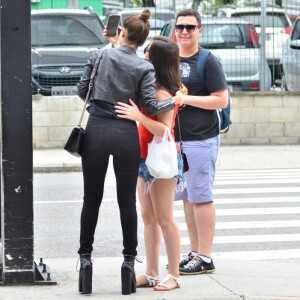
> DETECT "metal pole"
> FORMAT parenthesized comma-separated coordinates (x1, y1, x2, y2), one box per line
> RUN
(68, 0, 79, 9)
(0, 0, 34, 284)
(260, 0, 268, 91)
(172, 0, 176, 13)
(0, 0, 56, 286)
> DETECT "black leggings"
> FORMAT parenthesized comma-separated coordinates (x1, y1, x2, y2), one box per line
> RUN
(78, 115, 140, 256)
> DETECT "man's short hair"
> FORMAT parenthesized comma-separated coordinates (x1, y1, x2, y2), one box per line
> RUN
(176, 9, 201, 27)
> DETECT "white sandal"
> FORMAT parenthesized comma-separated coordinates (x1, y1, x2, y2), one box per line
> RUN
(154, 273, 180, 291)
(136, 274, 160, 288)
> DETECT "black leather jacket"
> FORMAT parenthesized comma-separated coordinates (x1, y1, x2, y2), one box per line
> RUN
(77, 45, 175, 116)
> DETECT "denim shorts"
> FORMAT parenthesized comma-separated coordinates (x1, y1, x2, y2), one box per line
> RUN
(175, 136, 220, 203)
(138, 152, 185, 192)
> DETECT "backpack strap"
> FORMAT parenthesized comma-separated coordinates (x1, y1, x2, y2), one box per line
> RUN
(196, 48, 210, 85)
(196, 48, 231, 133)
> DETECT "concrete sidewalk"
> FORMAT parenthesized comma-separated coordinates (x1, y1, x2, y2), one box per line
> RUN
(33, 144, 300, 172)
(1, 256, 300, 299)
(2, 144, 295, 299)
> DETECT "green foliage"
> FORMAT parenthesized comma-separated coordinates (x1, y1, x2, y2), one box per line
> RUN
(130, 0, 155, 7)
(132, 0, 142, 6)
(223, 0, 235, 4)
(192, 0, 235, 14)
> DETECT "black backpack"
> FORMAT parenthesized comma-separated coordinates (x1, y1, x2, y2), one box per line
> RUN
(196, 48, 231, 133)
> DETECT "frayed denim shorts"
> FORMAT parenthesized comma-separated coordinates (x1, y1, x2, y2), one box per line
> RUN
(138, 152, 185, 192)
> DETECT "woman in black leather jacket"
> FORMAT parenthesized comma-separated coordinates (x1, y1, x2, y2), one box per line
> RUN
(76, 9, 182, 296)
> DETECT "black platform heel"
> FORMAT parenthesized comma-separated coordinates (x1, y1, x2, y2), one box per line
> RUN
(78, 253, 93, 294)
(121, 255, 136, 295)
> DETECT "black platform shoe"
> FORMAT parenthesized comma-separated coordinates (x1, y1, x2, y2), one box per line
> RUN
(78, 253, 93, 294)
(121, 255, 137, 295)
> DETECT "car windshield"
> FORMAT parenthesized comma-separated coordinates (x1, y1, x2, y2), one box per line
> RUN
(232, 12, 289, 28)
(120, 11, 174, 22)
(291, 19, 300, 40)
(31, 15, 107, 47)
(201, 24, 247, 49)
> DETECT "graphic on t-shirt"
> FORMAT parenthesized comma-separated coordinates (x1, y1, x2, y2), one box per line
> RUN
(180, 63, 191, 78)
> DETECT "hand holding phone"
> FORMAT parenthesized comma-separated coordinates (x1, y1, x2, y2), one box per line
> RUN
(106, 14, 121, 36)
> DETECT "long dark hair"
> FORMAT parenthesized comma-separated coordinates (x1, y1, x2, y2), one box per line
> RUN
(148, 36, 180, 96)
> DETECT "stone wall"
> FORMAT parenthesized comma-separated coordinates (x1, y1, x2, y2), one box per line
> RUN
(32, 91, 300, 149)
(221, 92, 300, 145)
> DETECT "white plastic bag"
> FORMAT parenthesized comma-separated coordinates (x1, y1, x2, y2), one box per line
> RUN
(145, 126, 178, 179)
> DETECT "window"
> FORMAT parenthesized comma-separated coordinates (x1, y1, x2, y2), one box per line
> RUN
(201, 24, 246, 49)
(31, 15, 107, 46)
(232, 12, 289, 28)
(291, 19, 300, 40)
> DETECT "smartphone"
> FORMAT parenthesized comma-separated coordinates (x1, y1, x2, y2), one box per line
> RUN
(106, 14, 121, 36)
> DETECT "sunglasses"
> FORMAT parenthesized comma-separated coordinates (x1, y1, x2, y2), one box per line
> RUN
(144, 44, 150, 54)
(175, 24, 198, 33)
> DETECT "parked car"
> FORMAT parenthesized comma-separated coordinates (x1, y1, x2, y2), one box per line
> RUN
(281, 15, 300, 91)
(31, 8, 109, 96)
(136, 18, 165, 58)
(229, 7, 292, 83)
(111, 8, 175, 58)
(117, 7, 176, 24)
(160, 17, 272, 91)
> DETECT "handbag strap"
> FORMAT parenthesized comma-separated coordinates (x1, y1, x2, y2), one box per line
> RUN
(77, 50, 105, 127)
(176, 112, 183, 151)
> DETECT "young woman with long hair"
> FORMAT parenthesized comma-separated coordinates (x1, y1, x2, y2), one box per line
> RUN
(115, 36, 183, 291)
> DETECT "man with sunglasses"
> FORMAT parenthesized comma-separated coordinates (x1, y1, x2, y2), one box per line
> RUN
(173, 9, 228, 275)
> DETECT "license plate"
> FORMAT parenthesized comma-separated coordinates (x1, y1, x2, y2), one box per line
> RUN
(51, 86, 78, 96)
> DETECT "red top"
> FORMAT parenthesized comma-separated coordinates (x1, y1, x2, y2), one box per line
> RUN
(138, 105, 180, 159)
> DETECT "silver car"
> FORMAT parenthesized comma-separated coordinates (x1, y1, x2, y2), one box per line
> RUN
(115, 8, 176, 58)
(229, 7, 292, 83)
(281, 15, 300, 91)
(160, 17, 271, 91)
(136, 18, 166, 58)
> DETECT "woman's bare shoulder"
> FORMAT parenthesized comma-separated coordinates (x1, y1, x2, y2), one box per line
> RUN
(156, 87, 172, 101)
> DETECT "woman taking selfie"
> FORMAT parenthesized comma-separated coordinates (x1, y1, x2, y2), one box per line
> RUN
(76, 9, 182, 296)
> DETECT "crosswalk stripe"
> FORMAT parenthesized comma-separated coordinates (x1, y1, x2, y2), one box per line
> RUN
(177, 220, 300, 230)
(174, 207, 300, 217)
(214, 187, 300, 194)
(181, 234, 300, 245)
(214, 197, 300, 204)
(216, 174, 300, 179)
(216, 173, 300, 178)
(215, 178, 300, 184)
(216, 169, 300, 174)
(175, 168, 300, 260)
(212, 249, 300, 260)
(174, 197, 300, 205)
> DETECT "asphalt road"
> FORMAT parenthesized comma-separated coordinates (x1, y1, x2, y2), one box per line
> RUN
(33, 167, 300, 261)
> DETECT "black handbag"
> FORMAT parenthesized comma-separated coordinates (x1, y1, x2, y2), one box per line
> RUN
(64, 51, 104, 157)
(64, 127, 85, 157)
(177, 112, 189, 173)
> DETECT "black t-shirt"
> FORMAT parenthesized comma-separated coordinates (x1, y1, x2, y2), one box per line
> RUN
(175, 49, 227, 141)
